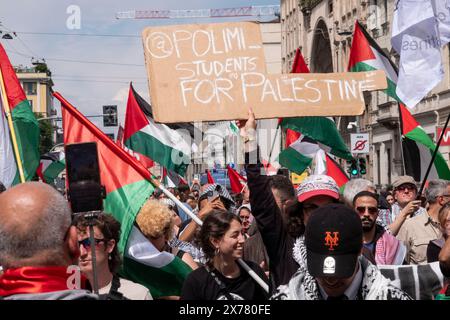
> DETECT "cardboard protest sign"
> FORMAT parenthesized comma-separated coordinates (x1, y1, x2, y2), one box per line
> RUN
(142, 22, 387, 123)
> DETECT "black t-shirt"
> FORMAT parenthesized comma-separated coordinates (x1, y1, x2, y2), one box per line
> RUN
(427, 240, 441, 263)
(180, 260, 269, 300)
(245, 162, 299, 289)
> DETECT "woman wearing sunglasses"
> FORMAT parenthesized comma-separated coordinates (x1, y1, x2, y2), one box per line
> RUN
(73, 213, 152, 299)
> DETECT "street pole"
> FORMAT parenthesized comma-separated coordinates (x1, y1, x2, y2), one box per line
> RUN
(356, 116, 361, 178)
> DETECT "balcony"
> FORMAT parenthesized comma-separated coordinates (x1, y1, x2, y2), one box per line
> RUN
(299, 0, 323, 13)
(376, 101, 399, 129)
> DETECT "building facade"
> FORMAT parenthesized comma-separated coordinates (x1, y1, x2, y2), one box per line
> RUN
(15, 65, 55, 117)
(280, 0, 450, 189)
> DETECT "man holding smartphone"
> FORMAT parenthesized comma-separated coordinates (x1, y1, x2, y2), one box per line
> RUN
(396, 180, 450, 265)
(387, 176, 426, 236)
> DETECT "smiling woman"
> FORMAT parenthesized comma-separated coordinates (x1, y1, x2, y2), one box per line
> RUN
(180, 210, 269, 300)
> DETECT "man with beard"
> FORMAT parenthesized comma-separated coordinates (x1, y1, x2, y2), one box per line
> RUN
(353, 191, 406, 265)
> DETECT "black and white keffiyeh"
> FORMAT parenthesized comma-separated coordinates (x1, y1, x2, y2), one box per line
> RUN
(271, 236, 412, 300)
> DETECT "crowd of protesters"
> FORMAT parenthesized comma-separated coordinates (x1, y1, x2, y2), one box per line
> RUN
(0, 111, 450, 300)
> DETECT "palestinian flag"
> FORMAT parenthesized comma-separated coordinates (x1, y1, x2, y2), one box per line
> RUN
(313, 151, 349, 192)
(399, 104, 450, 181)
(283, 48, 304, 147)
(348, 20, 450, 181)
(348, 20, 400, 101)
(278, 134, 320, 175)
(280, 49, 351, 161)
(227, 165, 247, 193)
(37, 152, 65, 183)
(162, 167, 187, 188)
(281, 117, 352, 160)
(0, 43, 39, 186)
(124, 83, 190, 176)
(206, 169, 215, 184)
(55, 92, 192, 298)
(325, 154, 350, 191)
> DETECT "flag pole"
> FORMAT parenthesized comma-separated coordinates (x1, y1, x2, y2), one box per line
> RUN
(397, 103, 407, 175)
(0, 68, 25, 183)
(417, 112, 450, 197)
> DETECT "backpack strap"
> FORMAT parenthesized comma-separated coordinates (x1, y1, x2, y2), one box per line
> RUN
(99, 275, 127, 300)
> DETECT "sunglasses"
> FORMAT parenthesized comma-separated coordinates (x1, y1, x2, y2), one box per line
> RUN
(396, 184, 416, 192)
(78, 238, 106, 250)
(356, 206, 378, 215)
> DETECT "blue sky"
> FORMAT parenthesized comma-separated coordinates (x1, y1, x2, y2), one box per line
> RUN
(0, 0, 277, 136)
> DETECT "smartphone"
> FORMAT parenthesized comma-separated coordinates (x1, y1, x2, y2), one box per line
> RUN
(65, 142, 104, 213)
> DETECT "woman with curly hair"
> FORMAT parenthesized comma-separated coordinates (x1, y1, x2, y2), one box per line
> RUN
(136, 200, 198, 271)
(180, 210, 269, 300)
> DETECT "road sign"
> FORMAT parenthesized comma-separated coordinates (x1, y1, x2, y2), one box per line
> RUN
(350, 133, 369, 154)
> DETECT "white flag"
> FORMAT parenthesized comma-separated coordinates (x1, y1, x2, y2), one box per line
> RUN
(392, 0, 444, 108)
(0, 91, 17, 188)
(313, 149, 327, 176)
(434, 0, 450, 44)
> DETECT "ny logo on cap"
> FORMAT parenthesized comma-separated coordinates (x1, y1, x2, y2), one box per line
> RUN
(324, 231, 339, 250)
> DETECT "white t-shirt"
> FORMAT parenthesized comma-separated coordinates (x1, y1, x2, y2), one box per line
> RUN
(99, 277, 152, 300)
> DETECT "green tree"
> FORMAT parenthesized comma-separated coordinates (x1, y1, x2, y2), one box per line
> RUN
(35, 112, 53, 155)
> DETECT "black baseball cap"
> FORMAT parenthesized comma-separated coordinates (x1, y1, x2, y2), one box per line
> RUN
(305, 204, 362, 279)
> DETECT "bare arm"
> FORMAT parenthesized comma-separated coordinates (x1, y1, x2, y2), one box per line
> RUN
(178, 199, 226, 242)
(181, 252, 199, 270)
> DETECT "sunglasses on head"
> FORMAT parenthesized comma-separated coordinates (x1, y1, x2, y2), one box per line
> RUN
(356, 206, 378, 214)
(78, 238, 106, 250)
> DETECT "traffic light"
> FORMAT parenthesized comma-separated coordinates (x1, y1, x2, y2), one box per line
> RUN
(347, 159, 358, 177)
(103, 105, 117, 127)
(358, 158, 367, 175)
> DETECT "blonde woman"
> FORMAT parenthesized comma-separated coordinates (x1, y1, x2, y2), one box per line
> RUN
(136, 200, 198, 271)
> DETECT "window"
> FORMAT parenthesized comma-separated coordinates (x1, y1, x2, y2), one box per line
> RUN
(328, 0, 333, 15)
(23, 82, 37, 95)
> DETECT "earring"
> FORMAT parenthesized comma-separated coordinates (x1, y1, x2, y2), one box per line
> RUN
(108, 254, 112, 260)
(215, 247, 220, 255)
